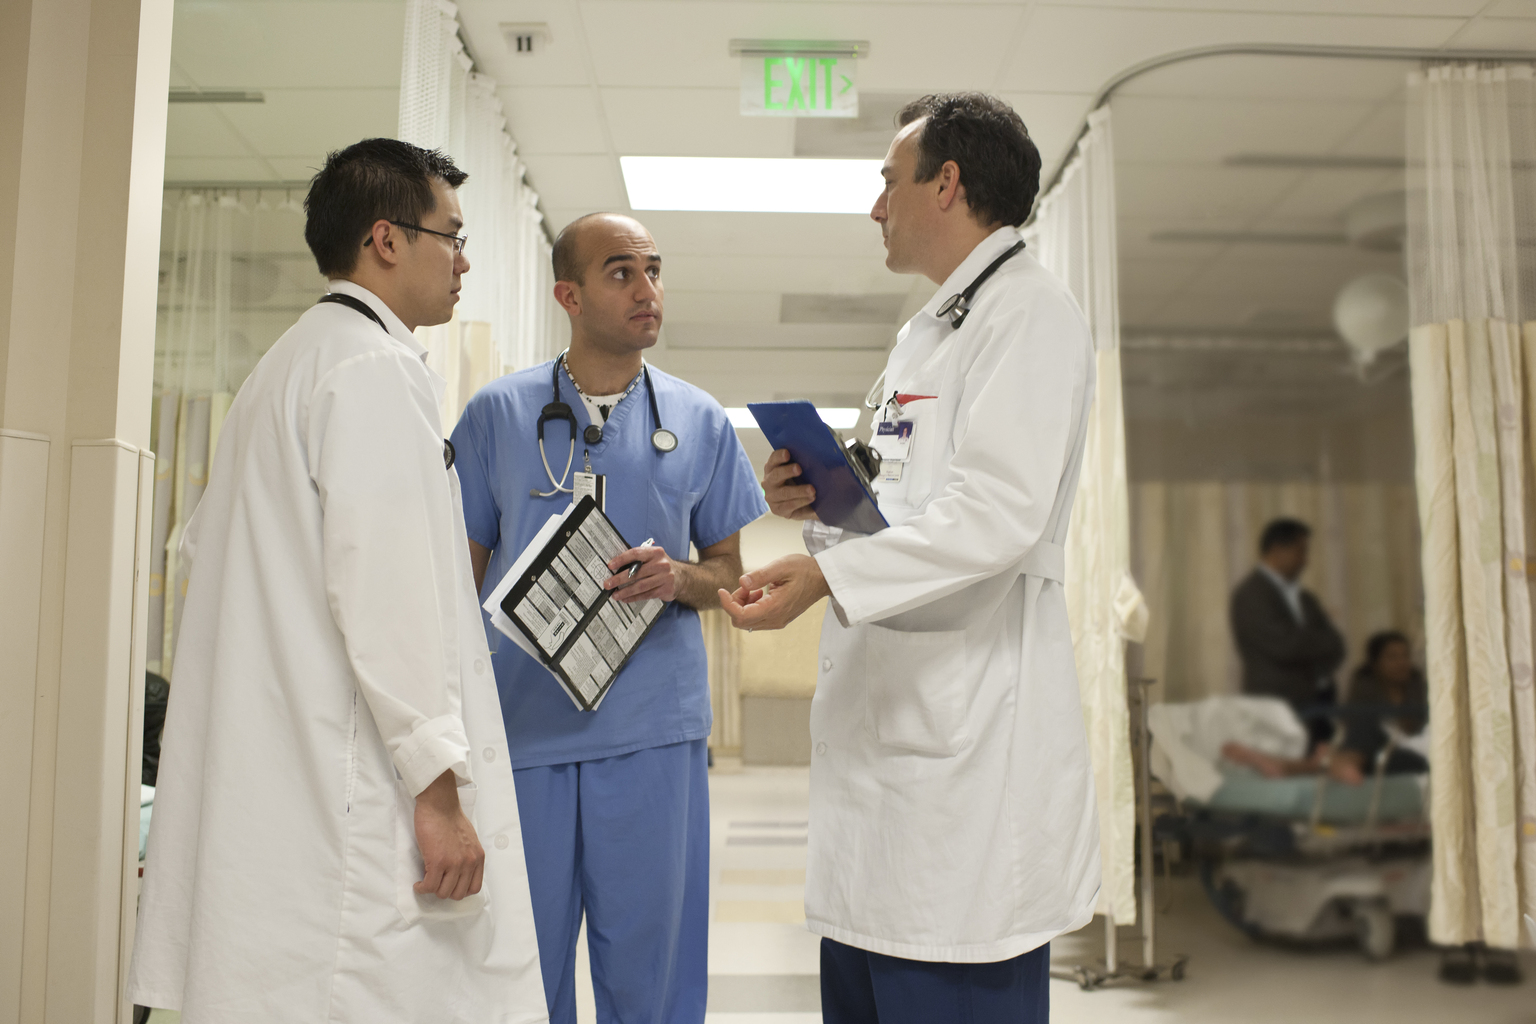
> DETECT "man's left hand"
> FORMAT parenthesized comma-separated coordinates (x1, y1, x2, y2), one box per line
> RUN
(717, 554, 831, 631)
(605, 545, 676, 603)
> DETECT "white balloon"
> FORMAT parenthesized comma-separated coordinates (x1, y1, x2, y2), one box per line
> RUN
(1333, 273, 1409, 364)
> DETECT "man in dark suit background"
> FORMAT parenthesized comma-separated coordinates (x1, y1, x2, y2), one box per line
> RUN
(1230, 518, 1346, 748)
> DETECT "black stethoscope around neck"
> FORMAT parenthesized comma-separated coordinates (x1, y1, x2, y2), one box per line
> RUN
(533, 353, 677, 498)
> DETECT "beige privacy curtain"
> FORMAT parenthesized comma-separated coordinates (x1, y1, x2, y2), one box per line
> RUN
(1406, 63, 1536, 950)
(398, 0, 564, 429)
(1026, 108, 1146, 928)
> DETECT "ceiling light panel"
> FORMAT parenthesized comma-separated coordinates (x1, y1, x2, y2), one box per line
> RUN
(621, 157, 881, 214)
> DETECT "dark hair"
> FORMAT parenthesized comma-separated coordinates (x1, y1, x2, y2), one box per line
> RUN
(551, 213, 611, 285)
(895, 93, 1041, 228)
(303, 138, 468, 277)
(1366, 630, 1410, 667)
(1259, 517, 1311, 553)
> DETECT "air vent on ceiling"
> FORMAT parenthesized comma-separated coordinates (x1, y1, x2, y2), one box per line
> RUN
(501, 23, 551, 54)
(780, 293, 904, 324)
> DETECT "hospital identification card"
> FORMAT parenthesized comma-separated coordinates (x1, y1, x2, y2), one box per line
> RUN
(872, 420, 915, 462)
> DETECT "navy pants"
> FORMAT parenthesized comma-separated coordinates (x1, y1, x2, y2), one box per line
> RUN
(821, 938, 1051, 1024)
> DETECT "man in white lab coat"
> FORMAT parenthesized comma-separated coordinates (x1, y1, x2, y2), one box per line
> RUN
(720, 94, 1100, 1022)
(129, 139, 546, 1023)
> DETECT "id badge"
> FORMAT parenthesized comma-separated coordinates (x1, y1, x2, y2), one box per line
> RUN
(878, 462, 904, 484)
(573, 472, 605, 510)
(871, 420, 916, 463)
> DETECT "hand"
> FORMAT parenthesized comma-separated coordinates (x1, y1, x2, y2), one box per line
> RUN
(717, 554, 831, 631)
(413, 770, 485, 900)
(605, 544, 677, 603)
(762, 448, 819, 522)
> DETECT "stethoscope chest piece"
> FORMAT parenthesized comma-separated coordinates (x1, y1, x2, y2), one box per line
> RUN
(651, 427, 679, 454)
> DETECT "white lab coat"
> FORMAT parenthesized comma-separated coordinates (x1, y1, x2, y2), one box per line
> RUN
(806, 227, 1101, 963)
(128, 281, 547, 1023)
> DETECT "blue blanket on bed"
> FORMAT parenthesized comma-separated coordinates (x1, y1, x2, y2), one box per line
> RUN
(1205, 769, 1423, 823)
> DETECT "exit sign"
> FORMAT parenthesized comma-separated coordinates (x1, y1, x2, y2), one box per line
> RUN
(741, 55, 858, 118)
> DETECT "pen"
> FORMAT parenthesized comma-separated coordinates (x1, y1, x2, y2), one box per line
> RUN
(626, 538, 656, 579)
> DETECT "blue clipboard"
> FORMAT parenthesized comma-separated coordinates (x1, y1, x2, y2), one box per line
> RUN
(748, 400, 889, 534)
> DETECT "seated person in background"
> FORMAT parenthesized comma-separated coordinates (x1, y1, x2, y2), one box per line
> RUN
(1222, 629, 1428, 785)
(1336, 630, 1428, 776)
(1230, 517, 1346, 749)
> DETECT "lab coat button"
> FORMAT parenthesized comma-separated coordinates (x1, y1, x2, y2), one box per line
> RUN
(483, 747, 496, 762)
(821, 658, 832, 672)
(474, 658, 486, 675)
(494, 834, 510, 850)
(815, 742, 828, 756)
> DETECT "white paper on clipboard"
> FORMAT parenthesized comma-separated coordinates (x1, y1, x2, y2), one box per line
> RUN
(483, 509, 569, 668)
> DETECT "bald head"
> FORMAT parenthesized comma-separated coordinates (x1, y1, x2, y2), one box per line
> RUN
(552, 212, 653, 285)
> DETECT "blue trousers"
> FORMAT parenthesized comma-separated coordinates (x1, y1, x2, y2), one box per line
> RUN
(513, 739, 709, 1024)
(820, 938, 1051, 1024)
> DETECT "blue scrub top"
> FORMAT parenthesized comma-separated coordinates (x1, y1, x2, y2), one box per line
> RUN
(452, 359, 767, 769)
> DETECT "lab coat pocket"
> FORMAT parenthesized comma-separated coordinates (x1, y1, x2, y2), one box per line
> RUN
(394, 778, 489, 925)
(863, 625, 972, 757)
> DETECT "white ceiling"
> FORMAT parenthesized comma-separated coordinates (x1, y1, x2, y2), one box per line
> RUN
(163, 0, 1536, 458)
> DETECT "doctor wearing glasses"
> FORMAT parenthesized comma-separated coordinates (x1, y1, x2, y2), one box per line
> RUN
(720, 94, 1100, 1023)
(450, 212, 766, 1024)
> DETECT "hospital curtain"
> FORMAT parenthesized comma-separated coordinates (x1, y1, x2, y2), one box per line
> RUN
(1025, 107, 1145, 928)
(1131, 480, 1423, 704)
(1406, 63, 1536, 950)
(398, 0, 564, 430)
(150, 191, 307, 677)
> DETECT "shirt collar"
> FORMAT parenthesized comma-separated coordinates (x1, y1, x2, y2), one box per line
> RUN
(919, 225, 1026, 321)
(1257, 562, 1300, 597)
(325, 279, 428, 362)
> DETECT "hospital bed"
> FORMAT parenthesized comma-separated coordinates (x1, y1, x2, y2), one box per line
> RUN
(1147, 695, 1430, 960)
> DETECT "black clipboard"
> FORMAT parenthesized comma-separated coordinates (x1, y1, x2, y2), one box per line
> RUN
(748, 400, 889, 534)
(498, 497, 664, 711)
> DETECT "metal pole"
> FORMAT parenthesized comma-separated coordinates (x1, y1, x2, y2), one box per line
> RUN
(1104, 913, 1117, 973)
(1136, 678, 1156, 971)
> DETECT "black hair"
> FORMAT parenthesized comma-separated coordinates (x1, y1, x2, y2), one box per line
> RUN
(303, 138, 468, 277)
(1366, 630, 1411, 667)
(895, 93, 1042, 228)
(551, 213, 612, 285)
(1259, 517, 1311, 554)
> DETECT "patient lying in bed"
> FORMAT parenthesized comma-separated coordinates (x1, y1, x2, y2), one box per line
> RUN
(1222, 631, 1427, 786)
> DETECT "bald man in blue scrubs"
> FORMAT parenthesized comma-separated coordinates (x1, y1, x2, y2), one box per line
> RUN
(452, 213, 767, 1024)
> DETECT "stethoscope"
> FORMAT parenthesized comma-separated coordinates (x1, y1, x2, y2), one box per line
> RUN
(533, 352, 678, 498)
(862, 240, 1027, 413)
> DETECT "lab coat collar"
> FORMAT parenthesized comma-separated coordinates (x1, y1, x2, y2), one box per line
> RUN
(325, 279, 429, 362)
(919, 225, 1027, 321)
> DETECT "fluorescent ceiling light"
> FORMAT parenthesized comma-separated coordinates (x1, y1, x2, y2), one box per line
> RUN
(621, 157, 881, 214)
(727, 407, 863, 430)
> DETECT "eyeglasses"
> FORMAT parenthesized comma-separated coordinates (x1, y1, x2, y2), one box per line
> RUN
(367, 220, 468, 254)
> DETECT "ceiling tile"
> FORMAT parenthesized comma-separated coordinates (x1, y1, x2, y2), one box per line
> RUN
(1116, 164, 1302, 224)
(1262, 168, 1401, 222)
(171, 2, 405, 89)
(1452, 16, 1536, 45)
(661, 253, 907, 294)
(498, 86, 608, 154)
(661, 291, 781, 324)
(457, 0, 593, 88)
(602, 89, 795, 157)
(521, 154, 625, 208)
(639, 211, 887, 259)
(1001, 7, 1460, 94)
(163, 157, 280, 182)
(218, 89, 399, 159)
(1114, 53, 1417, 102)
(165, 105, 252, 158)
(1111, 95, 1376, 163)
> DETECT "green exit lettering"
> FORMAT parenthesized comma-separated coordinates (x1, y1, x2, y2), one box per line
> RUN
(764, 57, 843, 112)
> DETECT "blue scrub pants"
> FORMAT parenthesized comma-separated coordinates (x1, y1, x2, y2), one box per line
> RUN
(512, 739, 709, 1024)
(820, 938, 1051, 1024)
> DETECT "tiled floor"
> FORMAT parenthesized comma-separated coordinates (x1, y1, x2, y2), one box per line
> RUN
(149, 761, 1534, 1024)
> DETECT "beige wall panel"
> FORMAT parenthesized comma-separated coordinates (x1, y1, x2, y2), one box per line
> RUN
(0, 430, 49, 1022)
(45, 442, 146, 1024)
